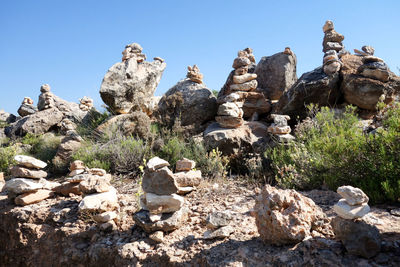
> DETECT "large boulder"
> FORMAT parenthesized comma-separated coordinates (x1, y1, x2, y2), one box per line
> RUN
(255, 51, 297, 100)
(157, 78, 217, 133)
(276, 67, 340, 120)
(100, 57, 166, 114)
(253, 185, 333, 245)
(340, 54, 400, 110)
(5, 108, 64, 137)
(0, 110, 17, 124)
(203, 121, 270, 155)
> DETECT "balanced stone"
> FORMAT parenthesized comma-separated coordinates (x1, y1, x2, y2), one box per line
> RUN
(78, 187, 119, 212)
(362, 56, 384, 64)
(10, 166, 47, 179)
(14, 155, 47, 169)
(187, 65, 203, 83)
(15, 189, 53, 206)
(5, 178, 43, 194)
(215, 116, 244, 128)
(337, 185, 369, 205)
(174, 170, 202, 187)
(147, 157, 170, 172)
(142, 166, 178, 195)
(267, 125, 291, 135)
(229, 79, 258, 92)
(232, 57, 251, 69)
(232, 73, 257, 84)
(206, 211, 232, 230)
(93, 211, 118, 223)
(175, 158, 196, 172)
(217, 102, 243, 117)
(79, 175, 111, 194)
(333, 199, 370, 220)
(141, 193, 184, 214)
(133, 207, 189, 233)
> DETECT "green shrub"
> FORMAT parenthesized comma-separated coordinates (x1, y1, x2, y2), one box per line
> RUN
(22, 133, 61, 163)
(77, 110, 111, 137)
(0, 146, 17, 174)
(266, 104, 400, 203)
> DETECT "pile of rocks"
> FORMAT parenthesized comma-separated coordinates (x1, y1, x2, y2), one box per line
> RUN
(216, 50, 259, 128)
(38, 84, 55, 110)
(354, 45, 375, 56)
(79, 96, 93, 111)
(267, 114, 294, 142)
(322, 20, 345, 55)
(5, 155, 56, 206)
(134, 157, 201, 239)
(323, 50, 341, 75)
(122, 43, 146, 63)
(187, 64, 203, 83)
(332, 186, 381, 258)
(17, 97, 37, 117)
(357, 55, 390, 82)
(253, 185, 333, 245)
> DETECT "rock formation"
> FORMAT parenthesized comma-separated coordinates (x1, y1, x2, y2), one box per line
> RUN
(157, 65, 217, 133)
(100, 43, 166, 114)
(354, 45, 375, 56)
(322, 20, 345, 55)
(134, 157, 200, 233)
(253, 185, 333, 245)
(79, 96, 93, 111)
(331, 186, 381, 258)
(255, 48, 297, 100)
(267, 114, 295, 143)
(323, 50, 341, 75)
(17, 97, 38, 117)
(5, 155, 58, 206)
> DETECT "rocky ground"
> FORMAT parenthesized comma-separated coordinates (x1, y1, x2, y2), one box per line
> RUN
(0, 176, 399, 267)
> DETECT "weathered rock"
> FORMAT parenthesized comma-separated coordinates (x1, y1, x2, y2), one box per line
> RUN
(146, 157, 170, 172)
(17, 104, 38, 117)
(95, 112, 151, 138)
(38, 179, 61, 191)
(93, 211, 118, 223)
(14, 155, 47, 169)
(337, 185, 369, 205)
(229, 79, 258, 92)
(14, 189, 53, 206)
(359, 67, 390, 82)
(255, 51, 297, 100)
(333, 199, 370, 220)
(100, 56, 166, 114)
(142, 167, 178, 195)
(204, 121, 269, 155)
(5, 108, 64, 137)
(149, 231, 164, 242)
(68, 169, 84, 177)
(88, 168, 107, 177)
(233, 73, 257, 84)
(176, 186, 194, 195)
(323, 20, 334, 33)
(206, 211, 232, 229)
(217, 102, 243, 117)
(5, 178, 43, 194)
(174, 170, 202, 187)
(186, 65, 203, 83)
(267, 125, 291, 135)
(140, 193, 184, 214)
(52, 134, 82, 168)
(232, 57, 251, 69)
(157, 79, 217, 132)
(133, 207, 189, 233)
(70, 160, 85, 171)
(175, 158, 196, 172)
(276, 67, 340, 120)
(53, 182, 81, 196)
(254, 185, 333, 245)
(0, 110, 17, 124)
(203, 225, 234, 239)
(241, 91, 271, 118)
(331, 216, 381, 258)
(78, 187, 119, 212)
(215, 115, 244, 129)
(324, 61, 341, 75)
(79, 176, 111, 194)
(10, 166, 47, 179)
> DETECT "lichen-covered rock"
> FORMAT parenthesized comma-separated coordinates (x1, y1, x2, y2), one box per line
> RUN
(100, 57, 166, 114)
(157, 78, 217, 133)
(254, 185, 333, 245)
(255, 51, 297, 100)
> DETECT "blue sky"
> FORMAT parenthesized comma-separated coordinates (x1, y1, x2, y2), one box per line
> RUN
(1, 0, 399, 113)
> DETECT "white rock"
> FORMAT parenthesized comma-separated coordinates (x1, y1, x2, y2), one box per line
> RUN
(14, 155, 47, 169)
(68, 169, 85, 177)
(39, 178, 61, 190)
(5, 178, 43, 194)
(147, 157, 170, 171)
(333, 199, 370, 219)
(149, 231, 164, 242)
(141, 193, 184, 214)
(93, 211, 118, 223)
(337, 185, 369, 205)
(203, 225, 234, 239)
(217, 102, 243, 117)
(174, 170, 202, 187)
(78, 187, 119, 212)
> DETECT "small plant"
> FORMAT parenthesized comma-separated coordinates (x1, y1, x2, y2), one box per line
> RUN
(0, 146, 17, 174)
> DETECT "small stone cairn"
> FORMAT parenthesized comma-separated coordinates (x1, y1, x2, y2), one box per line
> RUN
(40, 84, 55, 109)
(354, 45, 374, 57)
(79, 96, 93, 111)
(187, 65, 203, 84)
(134, 157, 201, 239)
(122, 43, 146, 63)
(18, 97, 37, 117)
(358, 54, 390, 83)
(322, 20, 344, 75)
(5, 155, 56, 206)
(331, 186, 381, 258)
(216, 49, 258, 128)
(333, 185, 370, 220)
(267, 114, 295, 142)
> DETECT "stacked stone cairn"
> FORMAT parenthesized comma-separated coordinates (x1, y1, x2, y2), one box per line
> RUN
(332, 186, 381, 258)
(134, 157, 201, 240)
(187, 64, 203, 84)
(18, 97, 37, 117)
(79, 96, 94, 111)
(322, 20, 344, 75)
(39, 84, 55, 109)
(122, 43, 146, 63)
(5, 155, 56, 206)
(358, 55, 390, 83)
(216, 50, 258, 128)
(354, 45, 375, 57)
(267, 114, 294, 142)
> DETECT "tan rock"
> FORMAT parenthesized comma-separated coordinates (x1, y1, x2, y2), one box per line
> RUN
(234, 66, 248, 75)
(174, 170, 202, 187)
(93, 211, 118, 223)
(69, 160, 86, 171)
(15, 189, 53, 206)
(267, 125, 291, 135)
(68, 169, 85, 177)
(141, 193, 184, 214)
(0, 172, 4, 182)
(360, 68, 389, 82)
(254, 185, 333, 245)
(232, 57, 251, 69)
(40, 84, 51, 93)
(323, 20, 334, 33)
(5, 178, 43, 194)
(217, 102, 243, 118)
(78, 187, 119, 212)
(324, 61, 341, 75)
(175, 158, 196, 172)
(10, 166, 47, 179)
(146, 157, 170, 172)
(229, 80, 258, 92)
(88, 168, 107, 176)
(232, 73, 257, 84)
(79, 175, 111, 194)
(99, 220, 117, 232)
(177, 186, 194, 195)
(53, 182, 82, 196)
(14, 155, 47, 169)
(142, 166, 178, 195)
(187, 65, 203, 83)
(149, 231, 164, 242)
(362, 56, 384, 64)
(215, 116, 244, 128)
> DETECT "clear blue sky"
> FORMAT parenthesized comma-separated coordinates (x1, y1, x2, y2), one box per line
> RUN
(1, 0, 399, 114)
